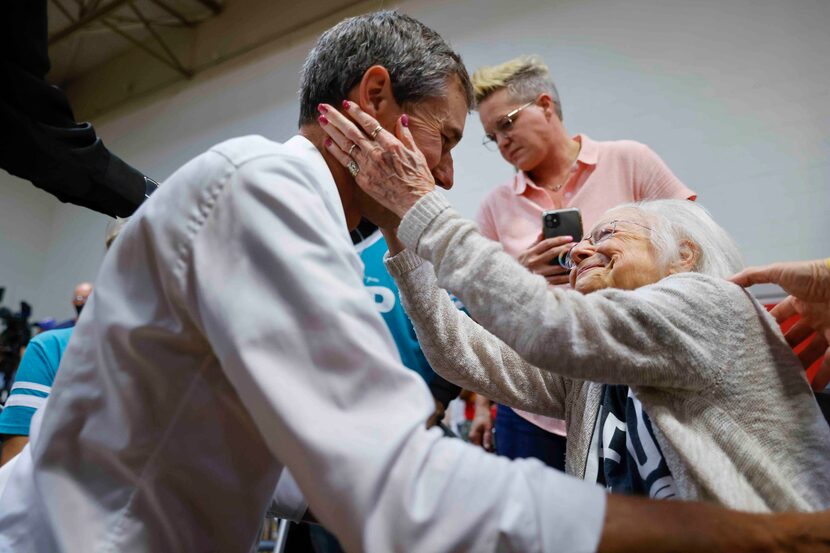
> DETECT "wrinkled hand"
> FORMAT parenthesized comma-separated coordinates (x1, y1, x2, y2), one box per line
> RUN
(731, 259, 830, 390)
(516, 234, 575, 286)
(468, 396, 494, 451)
(317, 101, 435, 218)
(731, 259, 830, 302)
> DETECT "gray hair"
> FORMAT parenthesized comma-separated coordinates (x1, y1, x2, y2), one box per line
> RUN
(608, 199, 744, 278)
(471, 55, 563, 120)
(298, 10, 473, 126)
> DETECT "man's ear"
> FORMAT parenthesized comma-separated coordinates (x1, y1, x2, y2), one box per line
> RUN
(352, 65, 399, 127)
(669, 239, 701, 274)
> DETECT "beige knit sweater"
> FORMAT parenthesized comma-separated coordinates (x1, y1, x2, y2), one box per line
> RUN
(387, 191, 830, 512)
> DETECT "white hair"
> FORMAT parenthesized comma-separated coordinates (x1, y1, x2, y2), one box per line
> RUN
(606, 199, 744, 278)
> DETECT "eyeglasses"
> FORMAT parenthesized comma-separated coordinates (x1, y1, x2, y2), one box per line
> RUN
(482, 99, 537, 151)
(558, 219, 654, 271)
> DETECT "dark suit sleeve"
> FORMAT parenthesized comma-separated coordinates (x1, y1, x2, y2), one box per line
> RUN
(0, 0, 156, 217)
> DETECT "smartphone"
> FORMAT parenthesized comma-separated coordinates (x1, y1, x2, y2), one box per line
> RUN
(542, 208, 583, 242)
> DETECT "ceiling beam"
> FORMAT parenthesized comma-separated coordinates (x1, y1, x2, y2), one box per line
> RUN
(128, 1, 192, 77)
(100, 18, 190, 77)
(192, 0, 222, 15)
(146, 0, 197, 28)
(49, 0, 78, 24)
(64, 0, 377, 120)
(49, 0, 132, 45)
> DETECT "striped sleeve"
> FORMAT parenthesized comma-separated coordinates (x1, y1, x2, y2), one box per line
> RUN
(0, 333, 63, 436)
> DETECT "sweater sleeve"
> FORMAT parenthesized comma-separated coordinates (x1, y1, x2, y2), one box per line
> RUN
(398, 192, 733, 391)
(385, 248, 571, 419)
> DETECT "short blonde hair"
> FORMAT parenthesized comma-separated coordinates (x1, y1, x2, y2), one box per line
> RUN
(471, 55, 562, 119)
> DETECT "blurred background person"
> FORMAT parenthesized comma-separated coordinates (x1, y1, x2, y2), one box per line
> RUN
(468, 55, 696, 469)
(0, 299, 32, 405)
(53, 282, 92, 330)
(0, 326, 72, 466)
(30, 319, 57, 336)
(0, 220, 128, 467)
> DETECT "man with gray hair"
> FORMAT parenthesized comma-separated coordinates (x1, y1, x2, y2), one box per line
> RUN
(4, 10, 830, 553)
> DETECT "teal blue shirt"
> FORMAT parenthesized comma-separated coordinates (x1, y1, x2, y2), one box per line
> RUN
(0, 327, 73, 436)
(356, 231, 439, 385)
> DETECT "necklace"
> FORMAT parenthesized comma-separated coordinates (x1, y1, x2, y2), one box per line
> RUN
(550, 144, 582, 194)
(549, 146, 582, 193)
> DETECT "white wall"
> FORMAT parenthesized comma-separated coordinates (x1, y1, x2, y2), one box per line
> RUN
(0, 175, 56, 318)
(0, 175, 109, 321)
(2, 0, 829, 318)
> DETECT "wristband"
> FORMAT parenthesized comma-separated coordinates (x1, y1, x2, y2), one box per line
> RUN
(825, 257, 830, 270)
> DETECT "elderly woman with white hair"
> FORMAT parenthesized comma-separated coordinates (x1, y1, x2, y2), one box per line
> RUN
(316, 105, 830, 512)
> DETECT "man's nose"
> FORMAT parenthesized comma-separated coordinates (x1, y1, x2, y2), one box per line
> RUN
(432, 157, 454, 190)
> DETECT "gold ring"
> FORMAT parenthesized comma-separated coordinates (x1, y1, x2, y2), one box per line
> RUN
(347, 160, 360, 177)
(347, 143, 358, 158)
(369, 125, 383, 140)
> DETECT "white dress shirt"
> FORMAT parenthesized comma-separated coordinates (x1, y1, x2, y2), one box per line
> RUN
(0, 135, 605, 553)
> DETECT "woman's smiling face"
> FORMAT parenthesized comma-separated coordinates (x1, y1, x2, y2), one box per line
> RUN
(568, 210, 670, 294)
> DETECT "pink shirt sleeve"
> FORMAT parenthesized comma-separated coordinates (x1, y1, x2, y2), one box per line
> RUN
(632, 143, 697, 201)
